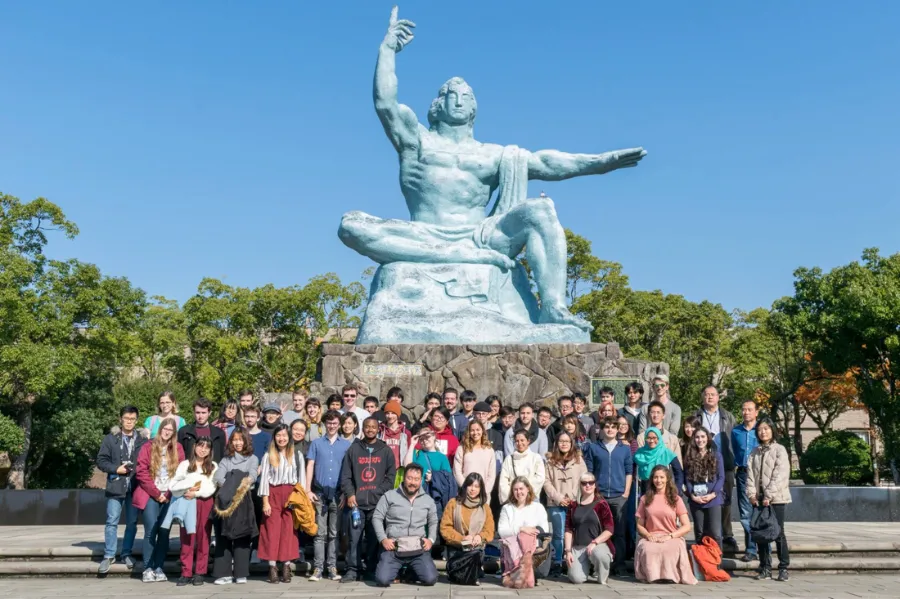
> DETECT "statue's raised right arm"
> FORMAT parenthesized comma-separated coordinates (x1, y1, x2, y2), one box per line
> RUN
(374, 6, 419, 152)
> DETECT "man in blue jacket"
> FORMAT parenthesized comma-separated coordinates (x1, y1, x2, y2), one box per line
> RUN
(587, 416, 634, 576)
(732, 399, 761, 562)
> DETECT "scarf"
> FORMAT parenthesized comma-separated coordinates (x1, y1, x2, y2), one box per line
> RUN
(453, 497, 486, 539)
(259, 418, 282, 433)
(633, 426, 677, 480)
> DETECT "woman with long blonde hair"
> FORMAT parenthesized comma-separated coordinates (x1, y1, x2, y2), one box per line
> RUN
(543, 432, 587, 576)
(453, 420, 496, 494)
(133, 417, 184, 583)
(258, 423, 305, 584)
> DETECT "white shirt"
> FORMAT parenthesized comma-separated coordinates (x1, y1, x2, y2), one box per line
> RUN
(498, 501, 550, 539)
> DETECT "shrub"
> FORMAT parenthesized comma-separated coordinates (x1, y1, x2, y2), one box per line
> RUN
(801, 430, 873, 486)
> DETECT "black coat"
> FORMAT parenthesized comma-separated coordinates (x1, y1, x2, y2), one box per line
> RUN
(96, 430, 147, 498)
(178, 424, 226, 463)
(215, 471, 258, 540)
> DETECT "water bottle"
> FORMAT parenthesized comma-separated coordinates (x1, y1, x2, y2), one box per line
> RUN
(351, 506, 361, 529)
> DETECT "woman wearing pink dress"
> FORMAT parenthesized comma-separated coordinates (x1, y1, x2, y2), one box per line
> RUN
(634, 465, 697, 585)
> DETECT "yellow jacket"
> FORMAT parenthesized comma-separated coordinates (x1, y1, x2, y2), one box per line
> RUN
(285, 483, 318, 536)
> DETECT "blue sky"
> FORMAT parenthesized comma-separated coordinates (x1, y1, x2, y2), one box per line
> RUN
(2, 1, 898, 312)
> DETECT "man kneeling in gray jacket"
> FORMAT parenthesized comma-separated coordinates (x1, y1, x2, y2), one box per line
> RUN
(371, 463, 439, 587)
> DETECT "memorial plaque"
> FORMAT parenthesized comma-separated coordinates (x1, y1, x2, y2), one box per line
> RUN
(362, 363, 425, 377)
(591, 376, 639, 408)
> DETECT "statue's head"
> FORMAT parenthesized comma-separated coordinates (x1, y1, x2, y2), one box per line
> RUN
(427, 77, 477, 129)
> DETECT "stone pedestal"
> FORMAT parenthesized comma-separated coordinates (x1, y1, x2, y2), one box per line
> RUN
(313, 343, 668, 413)
(356, 262, 589, 345)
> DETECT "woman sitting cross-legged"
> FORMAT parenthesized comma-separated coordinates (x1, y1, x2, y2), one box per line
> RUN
(564, 472, 615, 585)
(439, 472, 496, 585)
(497, 477, 551, 588)
(633, 465, 697, 585)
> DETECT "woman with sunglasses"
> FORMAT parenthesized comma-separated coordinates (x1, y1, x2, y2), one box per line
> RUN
(564, 472, 615, 585)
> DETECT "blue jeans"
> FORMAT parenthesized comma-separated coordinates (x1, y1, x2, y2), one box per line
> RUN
(104, 491, 139, 559)
(141, 498, 171, 570)
(735, 468, 757, 556)
(547, 507, 566, 566)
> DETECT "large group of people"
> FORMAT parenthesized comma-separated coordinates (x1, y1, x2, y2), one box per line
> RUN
(96, 376, 791, 587)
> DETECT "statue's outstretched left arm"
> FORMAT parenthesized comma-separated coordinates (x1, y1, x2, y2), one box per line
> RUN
(527, 147, 646, 181)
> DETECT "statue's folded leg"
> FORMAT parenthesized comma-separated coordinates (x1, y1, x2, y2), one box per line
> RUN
(338, 211, 515, 269)
(482, 199, 592, 332)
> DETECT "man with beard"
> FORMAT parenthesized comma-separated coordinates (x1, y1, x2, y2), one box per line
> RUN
(441, 388, 469, 440)
(340, 418, 397, 582)
(502, 402, 548, 457)
(371, 463, 439, 588)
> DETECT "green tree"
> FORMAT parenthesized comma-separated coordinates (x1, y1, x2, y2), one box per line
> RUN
(179, 275, 365, 399)
(780, 248, 900, 483)
(0, 193, 146, 488)
(726, 307, 813, 466)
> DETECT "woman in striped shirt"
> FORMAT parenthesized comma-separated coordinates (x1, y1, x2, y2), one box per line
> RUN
(259, 424, 306, 584)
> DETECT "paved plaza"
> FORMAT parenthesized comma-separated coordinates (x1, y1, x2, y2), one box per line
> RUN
(0, 573, 899, 599)
(4, 522, 899, 553)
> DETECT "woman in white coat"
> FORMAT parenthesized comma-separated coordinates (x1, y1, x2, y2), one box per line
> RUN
(499, 430, 546, 504)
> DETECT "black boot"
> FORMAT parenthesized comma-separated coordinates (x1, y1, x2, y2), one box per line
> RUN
(777, 568, 789, 581)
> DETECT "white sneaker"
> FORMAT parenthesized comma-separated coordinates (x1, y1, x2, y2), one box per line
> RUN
(153, 567, 167, 582)
(142, 568, 155, 583)
(235, 577, 247, 584)
(213, 577, 233, 585)
(250, 550, 260, 564)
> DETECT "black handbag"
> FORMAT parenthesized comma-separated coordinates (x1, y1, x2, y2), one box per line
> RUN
(749, 461, 781, 544)
(750, 505, 781, 544)
(447, 549, 482, 585)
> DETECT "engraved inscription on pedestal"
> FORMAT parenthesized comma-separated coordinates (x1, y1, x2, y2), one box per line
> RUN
(362, 363, 426, 377)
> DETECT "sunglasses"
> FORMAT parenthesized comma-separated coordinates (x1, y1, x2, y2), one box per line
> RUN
(343, 393, 356, 398)
(580, 481, 596, 486)
(654, 383, 667, 389)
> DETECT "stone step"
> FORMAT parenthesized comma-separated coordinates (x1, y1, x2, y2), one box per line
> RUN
(2, 556, 900, 576)
(3, 540, 899, 560)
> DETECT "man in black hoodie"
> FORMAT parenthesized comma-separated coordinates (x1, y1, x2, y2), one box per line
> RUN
(340, 417, 397, 583)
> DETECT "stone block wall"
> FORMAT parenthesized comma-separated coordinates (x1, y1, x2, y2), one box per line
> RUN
(311, 343, 668, 414)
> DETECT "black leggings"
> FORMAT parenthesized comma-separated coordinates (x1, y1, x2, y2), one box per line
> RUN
(691, 505, 722, 550)
(759, 504, 790, 569)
